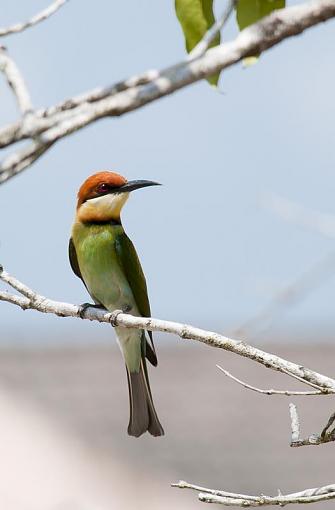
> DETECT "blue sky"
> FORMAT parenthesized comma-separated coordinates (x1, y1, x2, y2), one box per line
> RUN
(1, 1, 335, 343)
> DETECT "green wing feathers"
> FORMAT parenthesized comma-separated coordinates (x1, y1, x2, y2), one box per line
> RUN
(115, 232, 157, 366)
(69, 238, 82, 281)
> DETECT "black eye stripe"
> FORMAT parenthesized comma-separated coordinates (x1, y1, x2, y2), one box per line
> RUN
(81, 183, 122, 203)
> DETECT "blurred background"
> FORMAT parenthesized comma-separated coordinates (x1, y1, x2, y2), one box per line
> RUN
(0, 1, 334, 509)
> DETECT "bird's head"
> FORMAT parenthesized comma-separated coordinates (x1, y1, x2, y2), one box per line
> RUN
(76, 171, 160, 223)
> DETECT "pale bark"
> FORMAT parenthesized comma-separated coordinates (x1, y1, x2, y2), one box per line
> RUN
(0, 0, 68, 37)
(172, 480, 335, 507)
(1, 266, 335, 394)
(1, 0, 334, 184)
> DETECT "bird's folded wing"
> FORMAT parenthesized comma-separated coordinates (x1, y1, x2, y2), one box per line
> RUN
(115, 232, 158, 366)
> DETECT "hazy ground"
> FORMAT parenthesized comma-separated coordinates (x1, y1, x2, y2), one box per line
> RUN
(0, 338, 333, 509)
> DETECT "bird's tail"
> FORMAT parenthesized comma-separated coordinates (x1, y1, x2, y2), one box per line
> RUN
(126, 352, 164, 438)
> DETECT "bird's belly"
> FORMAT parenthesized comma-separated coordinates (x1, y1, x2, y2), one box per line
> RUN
(79, 250, 142, 371)
(73, 226, 142, 371)
(86, 266, 137, 313)
(77, 238, 138, 314)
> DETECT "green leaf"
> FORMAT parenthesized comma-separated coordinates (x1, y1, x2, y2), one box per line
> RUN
(175, 0, 221, 86)
(236, 0, 285, 30)
(236, 0, 285, 65)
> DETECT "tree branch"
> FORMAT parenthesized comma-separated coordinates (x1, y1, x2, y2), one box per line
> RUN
(188, 0, 237, 59)
(289, 403, 335, 447)
(232, 251, 335, 339)
(0, 47, 32, 114)
(0, 0, 68, 37)
(233, 195, 335, 339)
(264, 192, 335, 239)
(1, 265, 335, 394)
(172, 480, 335, 507)
(172, 403, 335, 505)
(0, 140, 52, 183)
(216, 365, 328, 396)
(321, 410, 335, 438)
(1, 0, 334, 184)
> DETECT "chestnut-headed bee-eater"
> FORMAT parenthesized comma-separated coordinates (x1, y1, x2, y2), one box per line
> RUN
(69, 171, 164, 437)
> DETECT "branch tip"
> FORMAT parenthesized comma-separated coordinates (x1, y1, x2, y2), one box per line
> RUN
(173, 479, 335, 506)
(0, 0, 68, 38)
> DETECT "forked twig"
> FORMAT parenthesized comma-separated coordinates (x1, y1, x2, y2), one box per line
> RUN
(289, 404, 335, 447)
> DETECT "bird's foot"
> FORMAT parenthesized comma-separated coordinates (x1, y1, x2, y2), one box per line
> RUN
(109, 309, 125, 327)
(78, 302, 105, 319)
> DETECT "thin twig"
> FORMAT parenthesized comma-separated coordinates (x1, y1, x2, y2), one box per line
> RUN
(1, 0, 335, 184)
(289, 404, 335, 447)
(233, 195, 335, 338)
(264, 192, 335, 239)
(0, 48, 32, 113)
(172, 479, 335, 507)
(40, 69, 160, 117)
(217, 366, 329, 395)
(289, 403, 301, 442)
(321, 410, 335, 438)
(2, 266, 335, 393)
(189, 0, 237, 59)
(0, 0, 68, 37)
(279, 367, 327, 392)
(0, 140, 51, 183)
(172, 480, 261, 502)
(233, 251, 335, 339)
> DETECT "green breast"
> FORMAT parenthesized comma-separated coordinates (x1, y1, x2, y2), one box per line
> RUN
(71, 222, 136, 311)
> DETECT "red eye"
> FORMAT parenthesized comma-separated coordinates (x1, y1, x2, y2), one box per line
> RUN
(97, 183, 110, 194)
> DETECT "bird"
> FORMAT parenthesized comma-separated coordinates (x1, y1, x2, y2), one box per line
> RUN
(69, 171, 164, 437)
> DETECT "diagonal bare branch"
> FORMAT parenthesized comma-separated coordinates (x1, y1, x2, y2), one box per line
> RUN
(321, 410, 335, 438)
(0, 0, 334, 184)
(264, 192, 335, 239)
(1, 265, 335, 393)
(232, 251, 335, 340)
(0, 140, 51, 183)
(0, 0, 68, 38)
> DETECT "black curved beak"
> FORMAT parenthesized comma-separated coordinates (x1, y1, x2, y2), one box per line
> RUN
(119, 180, 161, 193)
